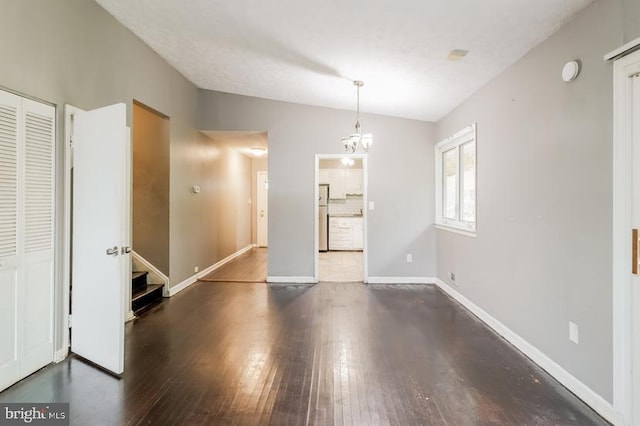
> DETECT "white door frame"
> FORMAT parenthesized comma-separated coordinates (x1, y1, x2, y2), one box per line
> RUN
(314, 154, 368, 283)
(256, 171, 268, 247)
(611, 44, 640, 426)
(60, 104, 81, 361)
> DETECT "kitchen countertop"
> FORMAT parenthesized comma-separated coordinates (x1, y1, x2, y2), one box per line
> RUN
(328, 214, 363, 217)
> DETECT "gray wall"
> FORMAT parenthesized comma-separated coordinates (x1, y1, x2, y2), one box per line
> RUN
(168, 128, 253, 284)
(198, 92, 437, 279)
(435, 0, 622, 401)
(202, 135, 253, 267)
(132, 102, 170, 275)
(622, 0, 640, 42)
(0, 0, 251, 349)
(0, 0, 201, 349)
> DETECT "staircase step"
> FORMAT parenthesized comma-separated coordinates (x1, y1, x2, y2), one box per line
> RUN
(132, 271, 148, 294)
(132, 283, 164, 315)
(132, 271, 147, 280)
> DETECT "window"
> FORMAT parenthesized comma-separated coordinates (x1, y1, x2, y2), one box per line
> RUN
(435, 124, 476, 236)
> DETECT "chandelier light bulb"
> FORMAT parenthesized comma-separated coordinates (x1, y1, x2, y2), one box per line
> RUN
(361, 134, 373, 152)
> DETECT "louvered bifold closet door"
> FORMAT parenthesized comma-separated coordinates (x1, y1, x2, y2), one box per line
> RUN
(0, 90, 21, 391)
(19, 98, 55, 378)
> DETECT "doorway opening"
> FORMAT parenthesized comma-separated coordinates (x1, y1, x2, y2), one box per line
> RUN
(315, 154, 368, 282)
(131, 101, 170, 314)
(195, 130, 268, 283)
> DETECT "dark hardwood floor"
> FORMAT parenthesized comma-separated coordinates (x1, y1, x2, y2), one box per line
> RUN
(0, 281, 608, 425)
(200, 248, 267, 283)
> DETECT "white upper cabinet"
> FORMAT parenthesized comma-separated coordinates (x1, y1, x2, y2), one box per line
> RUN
(319, 169, 330, 184)
(320, 168, 362, 198)
(328, 169, 346, 199)
(345, 169, 363, 195)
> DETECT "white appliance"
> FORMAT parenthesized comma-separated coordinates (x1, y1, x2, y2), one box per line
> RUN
(319, 184, 329, 251)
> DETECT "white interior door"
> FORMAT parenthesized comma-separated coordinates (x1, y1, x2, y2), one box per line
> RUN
(0, 91, 22, 390)
(257, 172, 268, 247)
(71, 103, 129, 375)
(20, 98, 55, 378)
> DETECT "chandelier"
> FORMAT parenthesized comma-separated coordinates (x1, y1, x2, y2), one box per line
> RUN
(341, 80, 373, 153)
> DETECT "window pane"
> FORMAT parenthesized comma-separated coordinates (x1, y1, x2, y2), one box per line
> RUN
(443, 147, 457, 219)
(461, 141, 475, 222)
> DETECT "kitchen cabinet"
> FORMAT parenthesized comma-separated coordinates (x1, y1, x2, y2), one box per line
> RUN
(329, 216, 363, 250)
(320, 168, 362, 198)
(345, 169, 363, 195)
(352, 218, 364, 249)
(328, 169, 346, 199)
(319, 169, 330, 184)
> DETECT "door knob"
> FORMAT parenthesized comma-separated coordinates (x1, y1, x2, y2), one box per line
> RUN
(106, 246, 119, 256)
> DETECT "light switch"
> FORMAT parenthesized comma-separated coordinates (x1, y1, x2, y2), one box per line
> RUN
(369, 201, 375, 210)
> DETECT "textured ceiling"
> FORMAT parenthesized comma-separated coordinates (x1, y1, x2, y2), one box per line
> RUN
(96, 0, 593, 122)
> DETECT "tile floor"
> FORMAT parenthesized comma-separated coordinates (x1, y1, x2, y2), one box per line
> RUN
(319, 250, 363, 282)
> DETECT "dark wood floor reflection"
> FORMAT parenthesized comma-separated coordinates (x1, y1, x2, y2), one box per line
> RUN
(0, 282, 608, 425)
(200, 248, 267, 282)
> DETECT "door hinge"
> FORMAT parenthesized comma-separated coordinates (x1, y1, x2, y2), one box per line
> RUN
(67, 314, 72, 329)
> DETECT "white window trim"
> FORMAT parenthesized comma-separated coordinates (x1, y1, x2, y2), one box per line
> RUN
(435, 123, 477, 237)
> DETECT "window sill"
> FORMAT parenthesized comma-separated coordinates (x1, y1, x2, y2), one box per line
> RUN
(435, 223, 477, 238)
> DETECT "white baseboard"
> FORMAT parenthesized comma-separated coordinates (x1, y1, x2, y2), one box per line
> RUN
(434, 278, 622, 426)
(132, 250, 170, 296)
(168, 244, 255, 297)
(126, 310, 135, 322)
(267, 276, 316, 284)
(54, 348, 68, 363)
(366, 276, 435, 284)
(168, 275, 198, 297)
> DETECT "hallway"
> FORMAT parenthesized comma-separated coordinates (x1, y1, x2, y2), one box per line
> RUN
(0, 279, 607, 425)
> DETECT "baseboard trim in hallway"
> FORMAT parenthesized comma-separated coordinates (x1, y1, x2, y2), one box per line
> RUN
(367, 276, 435, 284)
(199, 278, 265, 283)
(434, 278, 621, 425)
(168, 244, 255, 296)
(266, 276, 316, 283)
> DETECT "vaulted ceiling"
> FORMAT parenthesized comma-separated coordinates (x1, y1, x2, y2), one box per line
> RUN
(96, 0, 593, 122)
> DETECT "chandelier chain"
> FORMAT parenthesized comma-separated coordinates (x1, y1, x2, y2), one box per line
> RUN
(341, 80, 372, 153)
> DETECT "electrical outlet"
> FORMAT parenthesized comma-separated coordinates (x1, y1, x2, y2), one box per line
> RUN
(569, 322, 579, 344)
(449, 272, 456, 282)
(406, 253, 413, 263)
(194, 266, 199, 273)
